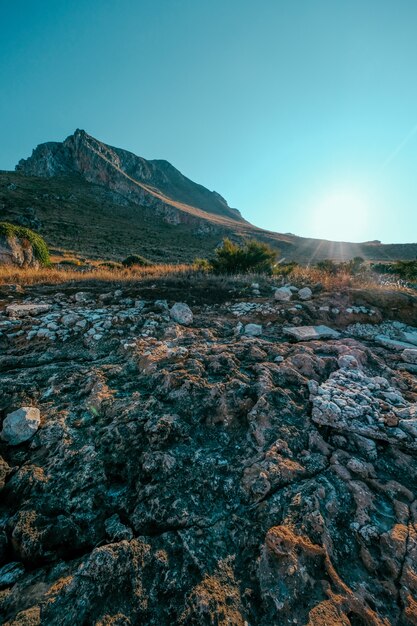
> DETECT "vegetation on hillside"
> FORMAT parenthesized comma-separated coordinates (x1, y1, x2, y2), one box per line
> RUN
(209, 238, 278, 274)
(0, 221, 50, 266)
(122, 254, 152, 268)
(372, 260, 417, 281)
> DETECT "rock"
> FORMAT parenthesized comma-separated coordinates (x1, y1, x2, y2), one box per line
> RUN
(74, 291, 94, 303)
(0, 456, 11, 490)
(170, 302, 193, 325)
(1, 407, 41, 445)
(401, 331, 417, 346)
(0, 562, 25, 587)
(6, 303, 51, 317)
(0, 233, 39, 268)
(244, 323, 262, 336)
(402, 349, 417, 364)
(284, 325, 341, 341)
(375, 335, 417, 350)
(104, 514, 133, 542)
(338, 354, 361, 370)
(274, 287, 292, 301)
(298, 287, 312, 300)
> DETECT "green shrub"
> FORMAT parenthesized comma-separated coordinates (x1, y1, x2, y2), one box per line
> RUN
(122, 254, 152, 268)
(211, 238, 278, 275)
(0, 221, 50, 266)
(372, 260, 417, 281)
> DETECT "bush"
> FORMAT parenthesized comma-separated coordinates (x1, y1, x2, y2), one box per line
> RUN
(122, 254, 152, 268)
(274, 261, 299, 276)
(315, 259, 339, 275)
(193, 257, 212, 272)
(211, 238, 278, 275)
(373, 260, 417, 281)
(0, 221, 50, 266)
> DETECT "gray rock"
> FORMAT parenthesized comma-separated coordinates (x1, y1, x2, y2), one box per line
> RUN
(244, 323, 262, 336)
(170, 302, 193, 325)
(274, 287, 292, 302)
(338, 354, 361, 370)
(1, 407, 41, 445)
(284, 325, 341, 342)
(375, 335, 417, 351)
(298, 287, 312, 301)
(104, 514, 133, 542)
(402, 349, 417, 364)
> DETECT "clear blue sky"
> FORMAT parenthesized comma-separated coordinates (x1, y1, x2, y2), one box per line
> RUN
(1, 0, 417, 243)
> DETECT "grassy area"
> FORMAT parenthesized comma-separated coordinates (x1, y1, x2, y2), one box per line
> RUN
(0, 261, 414, 297)
(0, 264, 193, 286)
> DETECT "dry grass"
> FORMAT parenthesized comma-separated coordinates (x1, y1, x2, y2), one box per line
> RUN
(287, 265, 414, 292)
(0, 263, 193, 286)
(0, 263, 414, 301)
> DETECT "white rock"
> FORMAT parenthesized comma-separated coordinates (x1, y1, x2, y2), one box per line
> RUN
(402, 349, 417, 364)
(284, 325, 341, 342)
(274, 287, 292, 302)
(6, 303, 51, 318)
(298, 287, 312, 300)
(1, 407, 41, 445)
(170, 302, 193, 325)
(244, 323, 262, 336)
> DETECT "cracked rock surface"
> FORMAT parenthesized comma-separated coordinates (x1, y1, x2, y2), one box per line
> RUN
(0, 282, 416, 625)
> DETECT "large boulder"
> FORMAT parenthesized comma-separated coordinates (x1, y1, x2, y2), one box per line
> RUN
(0, 223, 49, 268)
(0, 233, 39, 268)
(1, 407, 41, 445)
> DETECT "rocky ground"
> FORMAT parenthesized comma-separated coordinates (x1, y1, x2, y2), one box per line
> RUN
(0, 278, 417, 625)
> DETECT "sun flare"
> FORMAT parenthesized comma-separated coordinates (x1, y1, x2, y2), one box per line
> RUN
(309, 187, 370, 241)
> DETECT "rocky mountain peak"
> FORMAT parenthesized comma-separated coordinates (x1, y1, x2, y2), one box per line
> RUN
(16, 130, 244, 225)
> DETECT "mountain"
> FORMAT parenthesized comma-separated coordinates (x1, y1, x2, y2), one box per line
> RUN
(16, 129, 244, 227)
(0, 129, 416, 263)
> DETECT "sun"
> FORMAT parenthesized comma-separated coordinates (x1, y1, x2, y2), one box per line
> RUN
(309, 187, 370, 242)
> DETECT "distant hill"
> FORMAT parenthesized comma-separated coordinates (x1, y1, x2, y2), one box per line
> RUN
(0, 129, 415, 263)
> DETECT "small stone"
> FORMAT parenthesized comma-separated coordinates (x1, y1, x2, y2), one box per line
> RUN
(170, 302, 193, 325)
(1, 407, 41, 445)
(244, 323, 262, 336)
(74, 292, 93, 303)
